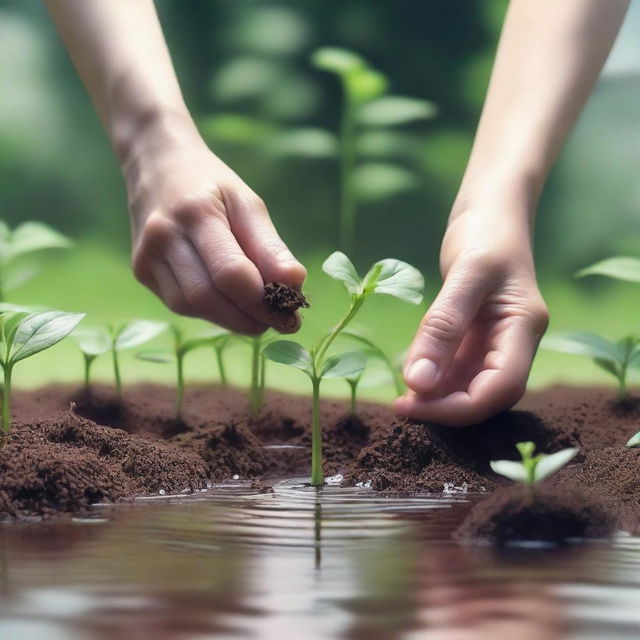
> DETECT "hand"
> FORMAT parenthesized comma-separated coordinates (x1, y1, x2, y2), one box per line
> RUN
(122, 116, 306, 335)
(394, 209, 548, 426)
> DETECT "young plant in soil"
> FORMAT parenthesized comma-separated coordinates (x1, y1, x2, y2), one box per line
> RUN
(309, 48, 437, 252)
(264, 251, 424, 486)
(137, 325, 224, 421)
(490, 441, 578, 488)
(71, 327, 111, 390)
(0, 220, 72, 301)
(0, 309, 85, 433)
(208, 327, 232, 387)
(541, 332, 640, 400)
(107, 320, 167, 398)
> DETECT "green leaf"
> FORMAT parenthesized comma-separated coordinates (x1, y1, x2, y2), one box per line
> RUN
(322, 251, 362, 295)
(9, 311, 85, 364)
(353, 163, 419, 201)
(357, 95, 438, 126)
(541, 331, 624, 365)
(534, 448, 578, 482)
(1, 221, 72, 262)
(516, 441, 536, 460)
(115, 320, 168, 351)
(267, 128, 338, 158)
(200, 114, 277, 146)
(362, 258, 424, 304)
(344, 67, 388, 104)
(136, 349, 173, 364)
(263, 340, 313, 376)
(71, 327, 111, 357)
(2, 264, 40, 292)
(576, 257, 640, 283)
(626, 432, 640, 448)
(321, 351, 367, 379)
(490, 460, 528, 483)
(310, 47, 365, 74)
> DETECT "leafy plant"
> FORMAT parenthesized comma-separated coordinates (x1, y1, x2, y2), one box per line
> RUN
(0, 220, 72, 301)
(490, 441, 578, 487)
(308, 47, 437, 252)
(208, 327, 232, 388)
(541, 332, 640, 399)
(107, 320, 167, 397)
(0, 309, 85, 433)
(264, 251, 424, 486)
(71, 327, 111, 389)
(137, 325, 220, 421)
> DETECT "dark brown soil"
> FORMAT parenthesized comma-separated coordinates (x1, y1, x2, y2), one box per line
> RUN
(2, 382, 638, 542)
(263, 282, 309, 314)
(455, 486, 616, 546)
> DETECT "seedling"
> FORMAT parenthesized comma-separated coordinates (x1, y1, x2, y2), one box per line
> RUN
(542, 332, 640, 399)
(625, 432, 640, 448)
(265, 251, 424, 486)
(0, 309, 85, 433)
(0, 220, 72, 301)
(107, 320, 167, 397)
(71, 327, 111, 389)
(490, 441, 578, 487)
(309, 47, 437, 252)
(209, 328, 232, 387)
(137, 325, 222, 421)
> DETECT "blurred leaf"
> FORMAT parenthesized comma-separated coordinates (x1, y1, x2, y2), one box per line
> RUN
(263, 340, 313, 376)
(541, 331, 622, 363)
(357, 95, 438, 126)
(200, 114, 278, 146)
(626, 432, 640, 448)
(345, 67, 388, 104)
(10, 310, 85, 364)
(576, 256, 640, 283)
(210, 56, 283, 102)
(311, 47, 365, 74)
(490, 460, 528, 483)
(321, 351, 367, 379)
(115, 320, 167, 351)
(72, 327, 111, 357)
(534, 448, 578, 482)
(1, 221, 71, 263)
(356, 130, 418, 159)
(2, 264, 40, 291)
(136, 349, 173, 364)
(353, 163, 419, 201)
(363, 258, 424, 304)
(322, 251, 362, 294)
(267, 128, 338, 158)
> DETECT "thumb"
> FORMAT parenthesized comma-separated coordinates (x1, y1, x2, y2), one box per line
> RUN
(403, 263, 491, 394)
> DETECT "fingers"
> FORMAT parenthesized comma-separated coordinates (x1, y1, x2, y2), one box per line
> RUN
(403, 262, 491, 394)
(224, 188, 307, 289)
(395, 315, 540, 426)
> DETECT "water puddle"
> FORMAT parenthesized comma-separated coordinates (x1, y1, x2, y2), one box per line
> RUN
(0, 479, 638, 639)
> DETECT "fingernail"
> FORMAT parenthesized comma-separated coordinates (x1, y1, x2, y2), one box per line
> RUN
(405, 358, 439, 392)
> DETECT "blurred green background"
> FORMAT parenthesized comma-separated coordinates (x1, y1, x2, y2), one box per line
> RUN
(1, 0, 639, 398)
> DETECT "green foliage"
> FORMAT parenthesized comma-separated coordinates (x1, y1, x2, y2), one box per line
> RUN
(490, 441, 578, 487)
(71, 326, 111, 389)
(357, 96, 438, 126)
(0, 220, 72, 301)
(264, 251, 424, 486)
(0, 309, 85, 433)
(576, 256, 640, 283)
(626, 432, 640, 448)
(541, 332, 640, 399)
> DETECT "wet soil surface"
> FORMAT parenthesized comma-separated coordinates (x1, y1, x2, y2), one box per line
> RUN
(3, 383, 639, 543)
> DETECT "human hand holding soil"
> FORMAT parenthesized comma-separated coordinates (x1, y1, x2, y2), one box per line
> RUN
(395, 208, 548, 427)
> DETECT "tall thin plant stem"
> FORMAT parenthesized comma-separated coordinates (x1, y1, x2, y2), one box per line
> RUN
(112, 347, 122, 398)
(83, 354, 93, 390)
(1, 365, 12, 434)
(176, 351, 185, 421)
(348, 379, 357, 415)
(249, 337, 263, 417)
(310, 377, 323, 486)
(215, 343, 228, 387)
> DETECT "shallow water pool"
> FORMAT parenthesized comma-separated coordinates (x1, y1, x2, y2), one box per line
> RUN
(0, 479, 638, 639)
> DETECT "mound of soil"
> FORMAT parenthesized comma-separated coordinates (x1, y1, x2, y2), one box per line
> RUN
(455, 486, 616, 546)
(3, 382, 639, 540)
(263, 282, 309, 313)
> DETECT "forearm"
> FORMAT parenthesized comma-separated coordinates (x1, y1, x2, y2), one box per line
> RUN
(454, 0, 629, 220)
(45, 0, 198, 164)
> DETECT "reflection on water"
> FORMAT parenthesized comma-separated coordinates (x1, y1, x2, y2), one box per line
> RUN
(0, 479, 638, 639)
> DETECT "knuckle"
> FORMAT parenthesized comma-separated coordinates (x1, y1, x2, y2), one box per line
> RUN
(183, 280, 214, 311)
(141, 212, 174, 251)
(170, 196, 225, 228)
(420, 307, 465, 344)
(209, 255, 249, 285)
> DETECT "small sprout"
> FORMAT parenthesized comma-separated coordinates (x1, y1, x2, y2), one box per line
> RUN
(264, 252, 424, 486)
(201, 326, 232, 387)
(0, 309, 85, 433)
(625, 432, 640, 448)
(541, 332, 640, 400)
(71, 327, 111, 390)
(108, 320, 167, 398)
(490, 441, 578, 487)
(137, 325, 219, 421)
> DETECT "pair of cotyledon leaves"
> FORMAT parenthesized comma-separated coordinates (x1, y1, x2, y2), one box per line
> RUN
(264, 251, 424, 380)
(72, 320, 169, 358)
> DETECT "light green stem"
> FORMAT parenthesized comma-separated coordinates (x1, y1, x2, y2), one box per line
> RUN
(2, 365, 12, 434)
(249, 337, 262, 417)
(176, 352, 185, 421)
(315, 296, 364, 368)
(215, 345, 228, 387)
(310, 377, 323, 487)
(339, 89, 357, 252)
(348, 379, 357, 415)
(112, 346, 122, 398)
(83, 354, 94, 390)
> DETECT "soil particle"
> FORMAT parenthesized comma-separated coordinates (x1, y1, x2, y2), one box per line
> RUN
(263, 282, 309, 314)
(455, 485, 617, 546)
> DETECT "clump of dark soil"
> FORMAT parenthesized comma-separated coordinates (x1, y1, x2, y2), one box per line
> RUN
(0, 408, 208, 520)
(263, 282, 309, 313)
(455, 486, 616, 546)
